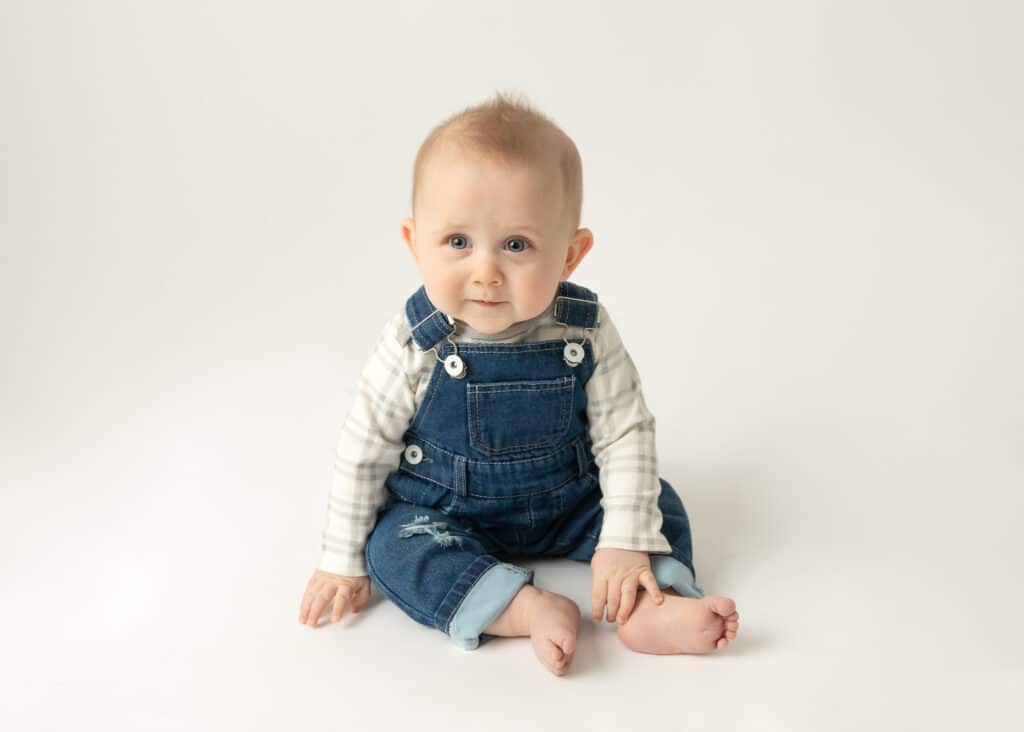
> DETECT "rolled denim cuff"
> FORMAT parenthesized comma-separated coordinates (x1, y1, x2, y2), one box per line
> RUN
(650, 555, 705, 598)
(447, 562, 534, 651)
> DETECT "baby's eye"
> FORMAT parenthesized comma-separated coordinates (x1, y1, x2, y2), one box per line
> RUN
(505, 238, 530, 253)
(447, 234, 469, 250)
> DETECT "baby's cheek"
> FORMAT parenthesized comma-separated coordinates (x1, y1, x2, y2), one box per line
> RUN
(522, 278, 561, 315)
(424, 273, 461, 310)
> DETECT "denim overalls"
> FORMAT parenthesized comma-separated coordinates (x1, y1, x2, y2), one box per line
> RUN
(364, 282, 704, 650)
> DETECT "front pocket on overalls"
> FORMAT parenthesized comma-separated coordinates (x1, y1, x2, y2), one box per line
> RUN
(386, 469, 455, 512)
(467, 376, 575, 455)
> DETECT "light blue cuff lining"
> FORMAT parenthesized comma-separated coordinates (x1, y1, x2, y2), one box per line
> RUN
(650, 555, 705, 598)
(447, 562, 534, 651)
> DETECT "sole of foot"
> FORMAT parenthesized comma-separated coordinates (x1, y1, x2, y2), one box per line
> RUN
(526, 589, 582, 676)
(617, 593, 739, 655)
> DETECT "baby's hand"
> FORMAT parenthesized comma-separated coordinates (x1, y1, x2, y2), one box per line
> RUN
(298, 569, 372, 628)
(590, 548, 664, 624)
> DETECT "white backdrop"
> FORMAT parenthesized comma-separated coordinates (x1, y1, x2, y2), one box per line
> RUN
(2, 1, 1021, 729)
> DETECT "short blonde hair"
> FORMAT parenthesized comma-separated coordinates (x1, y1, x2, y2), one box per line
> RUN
(410, 91, 583, 234)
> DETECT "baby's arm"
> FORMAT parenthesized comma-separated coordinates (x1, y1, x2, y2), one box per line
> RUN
(584, 304, 672, 624)
(300, 312, 417, 628)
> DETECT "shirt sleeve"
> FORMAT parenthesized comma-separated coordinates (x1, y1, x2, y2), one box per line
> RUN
(318, 311, 418, 577)
(585, 304, 673, 555)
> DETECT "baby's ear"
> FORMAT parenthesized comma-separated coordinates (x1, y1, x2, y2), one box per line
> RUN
(562, 228, 594, 278)
(401, 218, 418, 263)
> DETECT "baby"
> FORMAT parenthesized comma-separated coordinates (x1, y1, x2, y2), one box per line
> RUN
(298, 92, 739, 676)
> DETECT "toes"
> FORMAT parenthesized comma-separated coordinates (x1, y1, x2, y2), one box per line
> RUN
(541, 639, 565, 666)
(708, 596, 736, 617)
(541, 639, 572, 675)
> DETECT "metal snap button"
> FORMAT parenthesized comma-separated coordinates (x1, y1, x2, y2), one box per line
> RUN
(444, 354, 467, 379)
(563, 342, 585, 367)
(404, 444, 423, 464)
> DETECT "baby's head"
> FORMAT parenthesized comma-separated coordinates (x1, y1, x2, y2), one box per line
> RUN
(401, 91, 593, 335)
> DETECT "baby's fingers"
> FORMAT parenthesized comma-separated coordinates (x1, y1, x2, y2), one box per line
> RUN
(304, 583, 337, 628)
(298, 577, 319, 624)
(350, 582, 371, 613)
(591, 580, 608, 622)
(330, 585, 355, 623)
(605, 580, 622, 623)
(616, 578, 639, 623)
(639, 569, 664, 605)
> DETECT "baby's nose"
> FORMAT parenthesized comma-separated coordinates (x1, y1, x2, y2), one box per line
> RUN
(472, 257, 503, 285)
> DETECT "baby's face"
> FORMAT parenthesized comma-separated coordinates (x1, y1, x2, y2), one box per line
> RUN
(402, 146, 590, 335)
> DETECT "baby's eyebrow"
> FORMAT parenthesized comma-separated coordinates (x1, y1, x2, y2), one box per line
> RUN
(444, 224, 542, 236)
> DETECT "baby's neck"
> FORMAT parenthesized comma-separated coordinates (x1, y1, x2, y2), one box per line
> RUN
(455, 307, 551, 342)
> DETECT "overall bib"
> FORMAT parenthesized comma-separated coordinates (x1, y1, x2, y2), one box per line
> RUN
(364, 282, 704, 650)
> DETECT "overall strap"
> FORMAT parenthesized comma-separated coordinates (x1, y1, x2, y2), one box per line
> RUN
(552, 281, 599, 329)
(405, 286, 455, 351)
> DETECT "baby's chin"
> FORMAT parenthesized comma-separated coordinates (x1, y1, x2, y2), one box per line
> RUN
(454, 301, 547, 335)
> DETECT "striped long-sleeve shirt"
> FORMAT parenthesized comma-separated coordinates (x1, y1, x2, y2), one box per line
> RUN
(318, 294, 672, 577)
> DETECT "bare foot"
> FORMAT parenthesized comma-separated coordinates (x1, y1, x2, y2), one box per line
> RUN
(616, 591, 739, 655)
(524, 589, 581, 676)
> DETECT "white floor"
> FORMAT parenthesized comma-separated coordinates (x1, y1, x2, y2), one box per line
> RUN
(3, 2, 1022, 729)
(4, 348, 1021, 730)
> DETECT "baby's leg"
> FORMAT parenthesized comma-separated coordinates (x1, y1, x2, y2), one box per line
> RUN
(367, 498, 579, 675)
(613, 480, 740, 654)
(483, 585, 581, 677)
(365, 499, 528, 649)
